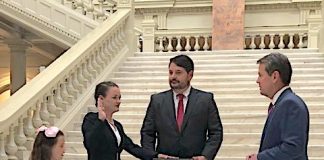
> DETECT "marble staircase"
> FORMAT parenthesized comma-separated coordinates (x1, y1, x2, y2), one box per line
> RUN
(63, 49, 324, 160)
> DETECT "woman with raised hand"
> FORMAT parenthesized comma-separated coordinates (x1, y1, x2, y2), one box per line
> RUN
(82, 81, 156, 160)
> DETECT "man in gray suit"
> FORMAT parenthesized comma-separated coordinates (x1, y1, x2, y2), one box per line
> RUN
(140, 54, 223, 160)
(246, 53, 309, 160)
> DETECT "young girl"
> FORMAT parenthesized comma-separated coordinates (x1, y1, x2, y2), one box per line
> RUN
(30, 126, 65, 160)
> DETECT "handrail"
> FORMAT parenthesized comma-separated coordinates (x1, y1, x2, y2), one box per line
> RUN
(0, 5, 133, 158)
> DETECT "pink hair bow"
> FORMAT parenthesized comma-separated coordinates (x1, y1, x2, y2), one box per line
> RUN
(37, 126, 59, 138)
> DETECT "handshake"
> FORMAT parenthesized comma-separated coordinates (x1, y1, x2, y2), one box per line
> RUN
(153, 157, 193, 160)
(155, 154, 207, 160)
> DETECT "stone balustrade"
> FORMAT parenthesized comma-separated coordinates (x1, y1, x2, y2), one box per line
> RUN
(58, 0, 117, 22)
(136, 26, 311, 52)
(0, 1, 134, 158)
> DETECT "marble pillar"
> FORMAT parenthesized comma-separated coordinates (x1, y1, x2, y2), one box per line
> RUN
(319, 0, 324, 52)
(7, 40, 30, 95)
(212, 0, 245, 50)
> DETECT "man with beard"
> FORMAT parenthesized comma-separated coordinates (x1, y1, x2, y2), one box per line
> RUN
(140, 55, 223, 160)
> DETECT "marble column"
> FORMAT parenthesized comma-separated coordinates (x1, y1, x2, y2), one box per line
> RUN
(306, 13, 322, 49)
(319, 0, 324, 52)
(6, 39, 30, 95)
(142, 15, 157, 52)
(212, 0, 245, 50)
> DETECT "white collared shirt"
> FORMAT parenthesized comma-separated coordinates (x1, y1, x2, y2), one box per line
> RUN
(173, 86, 191, 118)
(271, 86, 290, 107)
(108, 121, 121, 146)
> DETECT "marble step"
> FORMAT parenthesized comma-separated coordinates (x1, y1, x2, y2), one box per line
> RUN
(115, 81, 324, 89)
(111, 74, 324, 83)
(65, 129, 324, 146)
(71, 121, 324, 133)
(114, 68, 324, 77)
(63, 152, 324, 160)
(96, 87, 324, 95)
(123, 57, 324, 65)
(78, 112, 324, 123)
(118, 63, 324, 71)
(64, 142, 324, 157)
(84, 95, 324, 104)
(83, 103, 324, 114)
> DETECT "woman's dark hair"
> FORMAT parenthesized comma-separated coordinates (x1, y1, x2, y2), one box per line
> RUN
(94, 81, 119, 107)
(30, 130, 64, 160)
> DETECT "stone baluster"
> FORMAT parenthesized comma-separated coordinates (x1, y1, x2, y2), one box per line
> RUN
(97, 0, 106, 22)
(250, 35, 256, 50)
(120, 26, 126, 42)
(110, 34, 119, 55)
(0, 132, 8, 160)
(194, 36, 200, 51)
(23, 109, 35, 150)
(39, 100, 50, 126)
(5, 125, 18, 160)
(185, 36, 191, 51)
(86, 57, 97, 77)
(60, 80, 73, 105)
(158, 37, 164, 52)
(86, 0, 95, 20)
(259, 34, 265, 49)
(75, 0, 85, 15)
(278, 34, 285, 49)
(66, 76, 79, 98)
(167, 37, 173, 52)
(15, 118, 28, 160)
(108, 41, 115, 60)
(288, 34, 294, 49)
(47, 93, 57, 125)
(117, 29, 124, 48)
(71, 72, 83, 93)
(137, 35, 142, 52)
(243, 36, 248, 49)
(103, 40, 113, 62)
(113, 31, 121, 50)
(203, 36, 209, 51)
(100, 45, 109, 65)
(53, 85, 66, 114)
(79, 63, 90, 86)
(176, 36, 182, 52)
(298, 34, 304, 48)
(90, 53, 101, 74)
(269, 34, 275, 49)
(95, 50, 105, 71)
(32, 101, 44, 128)
(107, 38, 116, 57)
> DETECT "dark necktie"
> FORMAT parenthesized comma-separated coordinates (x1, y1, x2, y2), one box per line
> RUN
(177, 94, 184, 131)
(268, 103, 274, 115)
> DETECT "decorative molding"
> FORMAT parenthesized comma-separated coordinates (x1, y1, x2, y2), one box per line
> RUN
(246, 2, 321, 11)
(135, 1, 321, 15)
(135, 0, 175, 9)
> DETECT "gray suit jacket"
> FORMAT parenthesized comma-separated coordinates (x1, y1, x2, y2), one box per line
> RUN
(258, 88, 309, 160)
(140, 88, 223, 160)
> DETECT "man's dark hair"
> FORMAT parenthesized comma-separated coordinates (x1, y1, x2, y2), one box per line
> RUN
(257, 52, 292, 85)
(169, 54, 194, 73)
